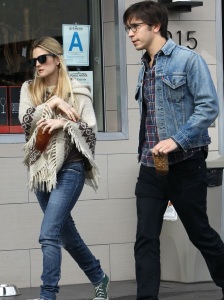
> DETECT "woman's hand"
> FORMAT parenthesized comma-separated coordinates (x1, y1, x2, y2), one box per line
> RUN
(48, 96, 80, 122)
(37, 118, 67, 134)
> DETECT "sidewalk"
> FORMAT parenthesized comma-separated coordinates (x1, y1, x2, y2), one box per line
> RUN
(3, 280, 223, 300)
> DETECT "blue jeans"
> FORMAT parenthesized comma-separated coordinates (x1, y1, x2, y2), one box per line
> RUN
(135, 154, 224, 300)
(35, 161, 104, 300)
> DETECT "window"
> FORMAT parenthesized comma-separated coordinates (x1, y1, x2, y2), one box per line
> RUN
(0, 0, 128, 143)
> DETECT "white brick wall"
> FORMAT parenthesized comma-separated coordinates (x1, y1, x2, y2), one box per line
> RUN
(0, 0, 221, 288)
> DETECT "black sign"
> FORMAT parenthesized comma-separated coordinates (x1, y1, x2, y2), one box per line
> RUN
(9, 86, 21, 126)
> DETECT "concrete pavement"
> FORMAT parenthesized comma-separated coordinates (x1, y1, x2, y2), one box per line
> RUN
(2, 280, 223, 299)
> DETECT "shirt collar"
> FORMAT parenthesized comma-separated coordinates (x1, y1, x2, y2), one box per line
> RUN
(142, 50, 161, 67)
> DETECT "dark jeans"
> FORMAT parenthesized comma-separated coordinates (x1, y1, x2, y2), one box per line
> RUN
(135, 156, 224, 300)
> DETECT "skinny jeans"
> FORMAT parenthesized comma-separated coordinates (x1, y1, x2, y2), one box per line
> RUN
(35, 161, 104, 300)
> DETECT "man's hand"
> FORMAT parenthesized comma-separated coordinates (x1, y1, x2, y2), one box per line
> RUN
(152, 138, 178, 155)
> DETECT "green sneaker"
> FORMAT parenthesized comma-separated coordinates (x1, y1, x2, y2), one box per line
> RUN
(93, 274, 109, 300)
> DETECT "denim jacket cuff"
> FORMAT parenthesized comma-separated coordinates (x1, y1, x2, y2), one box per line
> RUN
(170, 137, 183, 150)
(171, 132, 190, 152)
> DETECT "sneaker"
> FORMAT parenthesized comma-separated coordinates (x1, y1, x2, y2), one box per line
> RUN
(93, 274, 110, 300)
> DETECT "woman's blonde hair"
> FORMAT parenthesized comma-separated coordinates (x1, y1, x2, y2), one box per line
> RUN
(28, 37, 74, 106)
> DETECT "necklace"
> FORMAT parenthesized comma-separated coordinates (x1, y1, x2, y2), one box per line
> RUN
(44, 85, 56, 102)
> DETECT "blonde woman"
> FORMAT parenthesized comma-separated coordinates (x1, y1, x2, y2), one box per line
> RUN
(19, 37, 109, 300)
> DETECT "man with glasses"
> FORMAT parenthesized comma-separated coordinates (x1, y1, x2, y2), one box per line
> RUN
(123, 1, 224, 299)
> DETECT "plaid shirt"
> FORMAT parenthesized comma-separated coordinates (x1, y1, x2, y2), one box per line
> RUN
(140, 52, 206, 167)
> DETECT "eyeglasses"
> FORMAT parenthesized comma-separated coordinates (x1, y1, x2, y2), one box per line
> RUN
(28, 54, 56, 68)
(125, 22, 149, 34)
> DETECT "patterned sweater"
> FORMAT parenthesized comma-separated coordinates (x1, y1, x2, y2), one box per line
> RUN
(19, 78, 99, 192)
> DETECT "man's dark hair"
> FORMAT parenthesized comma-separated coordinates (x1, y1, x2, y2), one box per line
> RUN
(123, 0, 168, 39)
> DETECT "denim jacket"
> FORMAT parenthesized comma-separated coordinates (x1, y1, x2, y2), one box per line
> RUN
(135, 39, 219, 158)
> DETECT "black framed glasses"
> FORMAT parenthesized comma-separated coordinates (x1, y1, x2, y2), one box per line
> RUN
(125, 22, 150, 34)
(28, 54, 56, 68)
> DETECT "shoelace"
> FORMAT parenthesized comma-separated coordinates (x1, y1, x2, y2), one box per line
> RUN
(95, 282, 106, 297)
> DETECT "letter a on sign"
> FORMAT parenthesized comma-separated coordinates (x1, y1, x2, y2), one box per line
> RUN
(69, 32, 83, 52)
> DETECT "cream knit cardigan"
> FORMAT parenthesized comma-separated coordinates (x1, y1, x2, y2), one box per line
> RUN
(19, 78, 99, 192)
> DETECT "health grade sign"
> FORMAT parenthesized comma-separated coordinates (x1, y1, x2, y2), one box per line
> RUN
(62, 24, 90, 66)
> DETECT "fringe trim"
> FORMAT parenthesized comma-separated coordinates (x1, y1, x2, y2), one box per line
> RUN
(65, 122, 100, 191)
(28, 165, 57, 192)
(27, 136, 58, 192)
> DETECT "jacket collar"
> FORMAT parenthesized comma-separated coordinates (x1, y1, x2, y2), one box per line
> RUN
(161, 38, 176, 56)
(141, 38, 176, 64)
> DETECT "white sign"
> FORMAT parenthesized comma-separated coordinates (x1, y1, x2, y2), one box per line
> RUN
(62, 24, 90, 66)
(69, 71, 93, 97)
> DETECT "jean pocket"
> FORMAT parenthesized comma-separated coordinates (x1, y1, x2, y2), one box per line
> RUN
(177, 157, 206, 173)
(61, 162, 83, 174)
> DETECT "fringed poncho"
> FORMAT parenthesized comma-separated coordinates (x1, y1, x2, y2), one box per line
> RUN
(19, 78, 100, 192)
